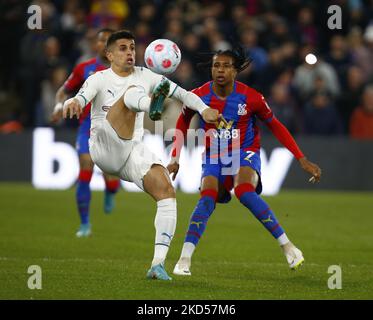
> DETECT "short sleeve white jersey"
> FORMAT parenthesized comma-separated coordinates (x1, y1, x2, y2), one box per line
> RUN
(75, 66, 178, 141)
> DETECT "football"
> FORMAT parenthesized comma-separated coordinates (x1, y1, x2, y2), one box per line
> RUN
(144, 39, 181, 74)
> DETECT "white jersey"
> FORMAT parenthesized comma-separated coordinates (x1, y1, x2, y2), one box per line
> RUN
(75, 66, 178, 141)
(71, 65, 210, 189)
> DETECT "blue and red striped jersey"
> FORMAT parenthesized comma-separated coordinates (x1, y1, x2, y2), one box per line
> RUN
(172, 81, 274, 157)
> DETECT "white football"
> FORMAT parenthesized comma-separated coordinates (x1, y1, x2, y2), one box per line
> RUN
(144, 39, 181, 74)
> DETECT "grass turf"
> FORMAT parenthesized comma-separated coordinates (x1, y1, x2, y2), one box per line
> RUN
(0, 183, 372, 300)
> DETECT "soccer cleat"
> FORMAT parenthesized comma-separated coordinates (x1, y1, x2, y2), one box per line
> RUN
(149, 79, 170, 121)
(146, 263, 172, 280)
(284, 245, 305, 270)
(173, 257, 192, 276)
(75, 223, 91, 238)
(104, 190, 115, 214)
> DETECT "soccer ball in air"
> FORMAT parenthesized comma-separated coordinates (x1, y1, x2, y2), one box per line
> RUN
(144, 39, 181, 75)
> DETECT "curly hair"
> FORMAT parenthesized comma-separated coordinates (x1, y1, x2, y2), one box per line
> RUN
(197, 44, 252, 73)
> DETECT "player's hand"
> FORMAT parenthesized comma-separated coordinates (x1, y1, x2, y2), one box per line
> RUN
(201, 108, 220, 124)
(299, 157, 322, 183)
(167, 160, 180, 181)
(50, 109, 63, 124)
(62, 98, 82, 119)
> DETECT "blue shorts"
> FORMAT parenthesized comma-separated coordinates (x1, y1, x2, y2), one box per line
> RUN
(201, 149, 263, 203)
(75, 116, 91, 155)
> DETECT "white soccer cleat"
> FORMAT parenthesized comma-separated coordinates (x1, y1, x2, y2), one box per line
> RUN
(284, 245, 305, 270)
(173, 258, 192, 276)
(75, 223, 91, 238)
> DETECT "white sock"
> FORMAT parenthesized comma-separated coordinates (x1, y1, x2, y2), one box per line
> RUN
(151, 198, 177, 267)
(180, 242, 196, 260)
(123, 86, 151, 112)
(277, 233, 290, 246)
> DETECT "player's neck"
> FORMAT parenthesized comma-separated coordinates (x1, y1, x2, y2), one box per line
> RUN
(111, 64, 134, 77)
(212, 82, 234, 99)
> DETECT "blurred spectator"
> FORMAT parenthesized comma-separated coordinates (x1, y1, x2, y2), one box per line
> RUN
(349, 85, 373, 139)
(135, 22, 153, 45)
(293, 46, 340, 100)
(304, 91, 343, 135)
(337, 65, 365, 132)
(181, 32, 203, 60)
(38, 65, 68, 126)
(325, 35, 352, 88)
(255, 46, 284, 95)
(362, 24, 373, 80)
(135, 42, 146, 66)
(348, 27, 373, 81)
(280, 41, 299, 68)
(267, 83, 302, 135)
(266, 17, 292, 48)
(170, 59, 201, 90)
(138, 1, 157, 24)
(240, 29, 268, 73)
(295, 6, 318, 46)
(163, 19, 184, 44)
(60, 0, 79, 31)
(88, 0, 129, 29)
(208, 31, 231, 52)
(76, 28, 98, 63)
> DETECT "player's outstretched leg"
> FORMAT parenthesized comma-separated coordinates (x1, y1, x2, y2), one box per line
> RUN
(173, 189, 217, 276)
(235, 183, 304, 270)
(143, 164, 176, 280)
(103, 174, 120, 214)
(76, 169, 92, 237)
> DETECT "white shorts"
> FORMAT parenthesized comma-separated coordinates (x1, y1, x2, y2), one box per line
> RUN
(89, 119, 163, 190)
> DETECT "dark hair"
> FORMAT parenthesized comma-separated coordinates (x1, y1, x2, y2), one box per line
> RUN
(197, 44, 252, 73)
(106, 30, 135, 48)
(97, 28, 115, 36)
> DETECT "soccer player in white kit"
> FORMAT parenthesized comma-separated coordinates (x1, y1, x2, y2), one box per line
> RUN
(62, 30, 220, 280)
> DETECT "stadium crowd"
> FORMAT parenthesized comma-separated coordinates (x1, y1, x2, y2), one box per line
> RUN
(0, 0, 373, 138)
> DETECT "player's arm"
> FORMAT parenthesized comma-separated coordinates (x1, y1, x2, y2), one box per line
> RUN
(146, 70, 219, 123)
(51, 65, 84, 123)
(167, 105, 196, 180)
(62, 75, 98, 120)
(169, 84, 219, 124)
(256, 94, 322, 183)
(50, 86, 69, 123)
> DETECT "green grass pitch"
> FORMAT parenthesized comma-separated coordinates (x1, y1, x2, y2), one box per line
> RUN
(0, 183, 372, 299)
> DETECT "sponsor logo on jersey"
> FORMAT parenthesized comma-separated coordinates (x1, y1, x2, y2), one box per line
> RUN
(102, 106, 110, 112)
(237, 103, 247, 116)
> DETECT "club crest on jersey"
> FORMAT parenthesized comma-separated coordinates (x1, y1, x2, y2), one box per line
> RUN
(237, 103, 247, 116)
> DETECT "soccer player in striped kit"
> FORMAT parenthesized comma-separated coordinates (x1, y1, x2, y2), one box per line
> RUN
(168, 46, 322, 276)
(51, 29, 121, 237)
